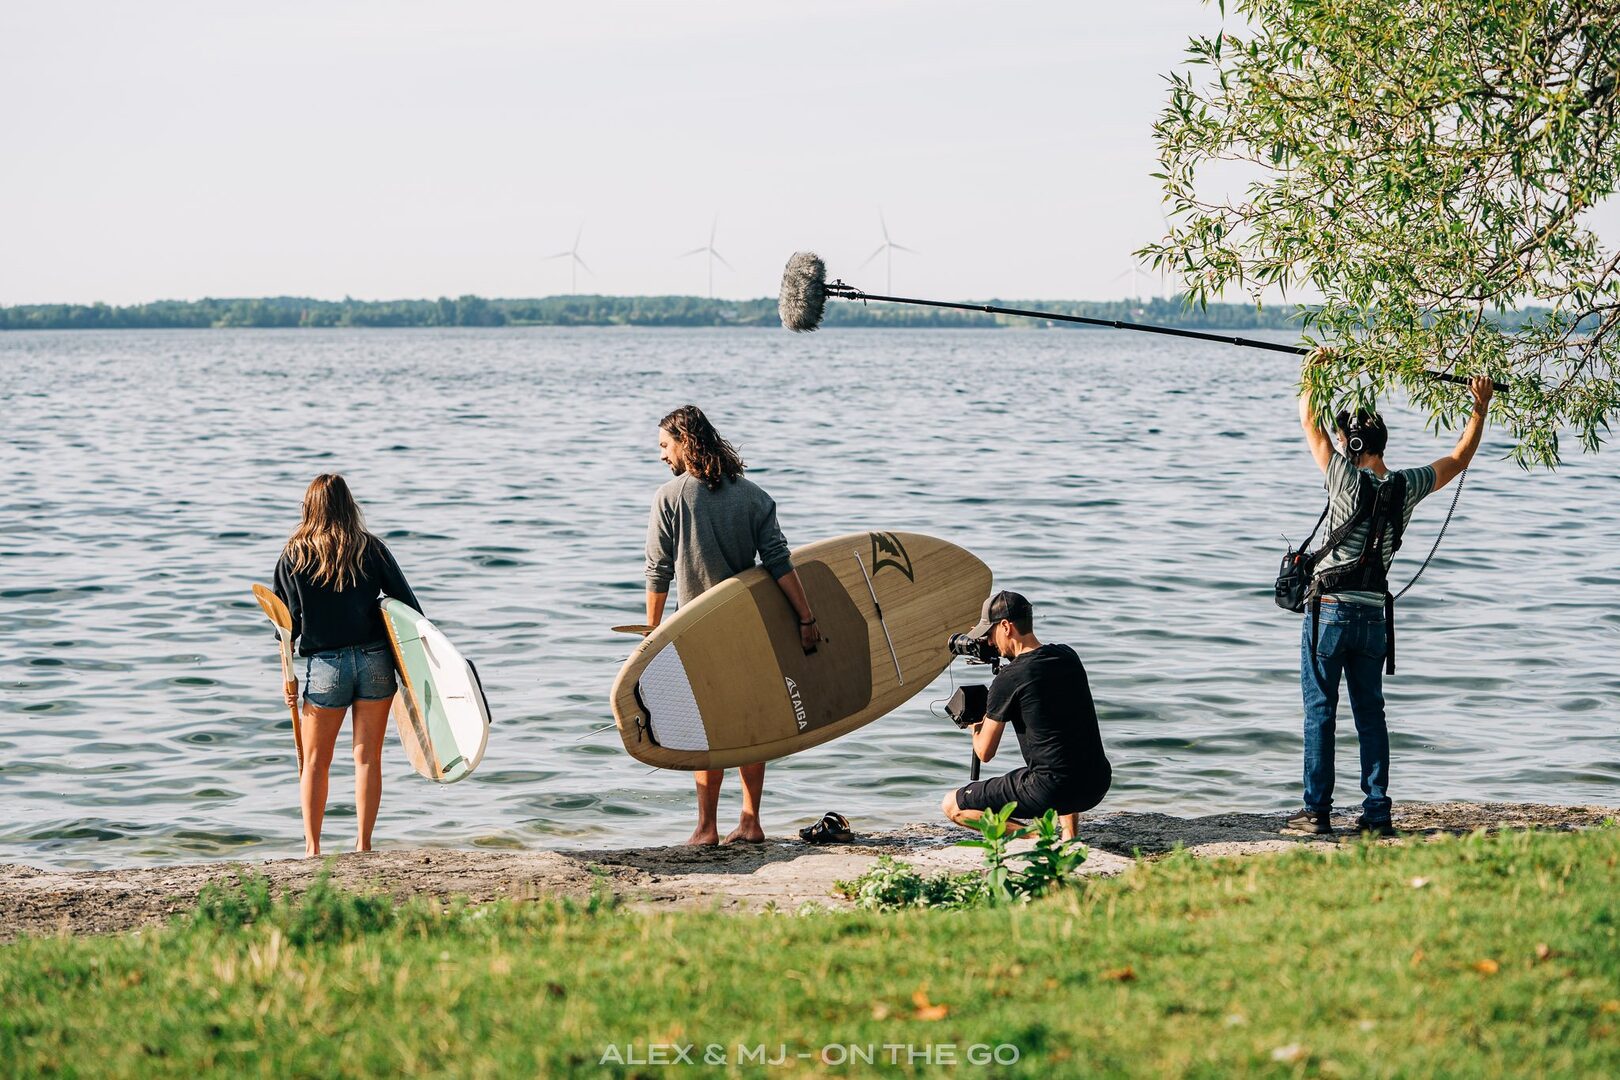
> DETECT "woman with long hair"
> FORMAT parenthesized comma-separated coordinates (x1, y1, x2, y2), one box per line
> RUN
(645, 405, 822, 844)
(274, 474, 421, 856)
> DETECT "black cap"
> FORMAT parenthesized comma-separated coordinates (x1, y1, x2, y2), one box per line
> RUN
(967, 590, 1032, 638)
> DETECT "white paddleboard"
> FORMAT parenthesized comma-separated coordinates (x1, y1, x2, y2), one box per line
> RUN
(380, 599, 490, 783)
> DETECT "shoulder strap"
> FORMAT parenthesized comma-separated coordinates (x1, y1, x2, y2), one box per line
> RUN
(1351, 472, 1404, 568)
(1298, 502, 1331, 549)
(1310, 471, 1377, 559)
(1385, 473, 1409, 554)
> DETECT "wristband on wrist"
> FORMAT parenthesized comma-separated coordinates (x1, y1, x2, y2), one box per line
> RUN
(799, 617, 817, 625)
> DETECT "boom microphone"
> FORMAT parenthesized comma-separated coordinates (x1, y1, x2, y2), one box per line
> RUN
(775, 250, 1510, 390)
(779, 252, 827, 333)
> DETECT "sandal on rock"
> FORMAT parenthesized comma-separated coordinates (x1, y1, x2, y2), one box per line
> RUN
(799, 811, 853, 844)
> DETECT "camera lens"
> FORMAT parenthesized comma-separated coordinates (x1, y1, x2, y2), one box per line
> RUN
(947, 633, 996, 664)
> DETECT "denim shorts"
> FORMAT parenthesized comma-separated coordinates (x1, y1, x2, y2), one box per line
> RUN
(303, 641, 397, 708)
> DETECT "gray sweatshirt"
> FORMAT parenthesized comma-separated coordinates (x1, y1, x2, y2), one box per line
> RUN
(645, 474, 794, 603)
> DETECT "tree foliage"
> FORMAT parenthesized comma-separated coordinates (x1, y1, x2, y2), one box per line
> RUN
(1146, 0, 1620, 465)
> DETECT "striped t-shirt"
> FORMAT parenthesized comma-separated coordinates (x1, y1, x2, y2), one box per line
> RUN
(1314, 453, 1437, 606)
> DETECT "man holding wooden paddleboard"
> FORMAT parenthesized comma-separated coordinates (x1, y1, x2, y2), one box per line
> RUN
(644, 405, 822, 845)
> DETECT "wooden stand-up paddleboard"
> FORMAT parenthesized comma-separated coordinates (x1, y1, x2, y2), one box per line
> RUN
(380, 599, 491, 783)
(610, 531, 991, 771)
(250, 583, 303, 775)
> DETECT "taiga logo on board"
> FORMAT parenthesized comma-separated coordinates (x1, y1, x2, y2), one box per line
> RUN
(785, 677, 807, 730)
(869, 532, 914, 582)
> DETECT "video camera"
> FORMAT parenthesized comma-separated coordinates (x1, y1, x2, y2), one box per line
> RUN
(943, 630, 1001, 730)
(947, 632, 999, 666)
(945, 618, 1012, 782)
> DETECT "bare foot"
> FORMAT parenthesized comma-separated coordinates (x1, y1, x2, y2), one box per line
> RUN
(304, 848, 321, 858)
(686, 825, 720, 846)
(723, 819, 765, 845)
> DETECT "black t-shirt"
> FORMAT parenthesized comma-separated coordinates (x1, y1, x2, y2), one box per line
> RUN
(273, 537, 421, 656)
(986, 643, 1109, 791)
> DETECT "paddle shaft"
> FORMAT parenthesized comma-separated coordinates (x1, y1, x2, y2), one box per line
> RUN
(278, 638, 304, 777)
(251, 584, 305, 777)
(822, 285, 1510, 391)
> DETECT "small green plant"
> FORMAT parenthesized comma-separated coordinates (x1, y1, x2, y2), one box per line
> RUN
(958, 806, 1089, 904)
(583, 868, 620, 915)
(192, 869, 274, 930)
(281, 870, 396, 945)
(1017, 810, 1089, 899)
(189, 868, 394, 945)
(957, 803, 1022, 904)
(834, 856, 983, 912)
(836, 810, 1090, 912)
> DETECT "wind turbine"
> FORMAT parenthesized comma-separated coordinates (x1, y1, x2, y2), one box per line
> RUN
(1113, 263, 1151, 301)
(1116, 210, 1175, 305)
(546, 223, 591, 294)
(858, 211, 917, 293)
(678, 216, 733, 298)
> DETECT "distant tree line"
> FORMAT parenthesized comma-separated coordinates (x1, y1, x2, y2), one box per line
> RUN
(0, 293, 1314, 331)
(0, 293, 1559, 333)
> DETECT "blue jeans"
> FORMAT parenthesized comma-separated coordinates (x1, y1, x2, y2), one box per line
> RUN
(1300, 602, 1391, 821)
(303, 641, 396, 709)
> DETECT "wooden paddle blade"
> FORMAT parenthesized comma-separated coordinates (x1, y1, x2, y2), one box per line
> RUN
(251, 584, 302, 775)
(611, 624, 655, 636)
(251, 583, 292, 630)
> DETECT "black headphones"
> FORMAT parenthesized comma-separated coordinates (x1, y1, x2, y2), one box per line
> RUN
(1336, 409, 1367, 454)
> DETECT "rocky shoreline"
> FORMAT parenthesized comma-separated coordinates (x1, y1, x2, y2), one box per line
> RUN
(1, 801, 1610, 941)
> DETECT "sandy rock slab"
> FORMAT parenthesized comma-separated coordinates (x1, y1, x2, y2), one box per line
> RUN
(1, 802, 1608, 941)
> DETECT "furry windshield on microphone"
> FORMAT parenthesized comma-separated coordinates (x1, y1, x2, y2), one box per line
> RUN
(779, 251, 827, 332)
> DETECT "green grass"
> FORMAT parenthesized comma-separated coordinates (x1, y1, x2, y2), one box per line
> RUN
(3, 829, 1619, 1078)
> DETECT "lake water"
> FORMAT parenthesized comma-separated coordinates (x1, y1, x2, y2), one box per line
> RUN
(2, 327, 1617, 870)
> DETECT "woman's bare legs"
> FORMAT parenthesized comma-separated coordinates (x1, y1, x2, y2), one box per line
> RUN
(299, 702, 347, 857)
(350, 696, 391, 852)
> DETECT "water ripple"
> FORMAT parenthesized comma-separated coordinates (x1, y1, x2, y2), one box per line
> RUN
(1, 326, 1616, 869)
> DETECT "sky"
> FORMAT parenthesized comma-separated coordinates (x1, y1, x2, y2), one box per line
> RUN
(4, 1, 1614, 307)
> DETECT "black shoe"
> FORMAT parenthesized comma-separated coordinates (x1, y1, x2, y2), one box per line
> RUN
(1352, 816, 1397, 838)
(1283, 808, 1333, 836)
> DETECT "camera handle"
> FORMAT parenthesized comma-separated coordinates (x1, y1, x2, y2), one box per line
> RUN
(969, 657, 997, 783)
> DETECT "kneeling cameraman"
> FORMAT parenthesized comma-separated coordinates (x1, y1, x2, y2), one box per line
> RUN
(941, 591, 1111, 841)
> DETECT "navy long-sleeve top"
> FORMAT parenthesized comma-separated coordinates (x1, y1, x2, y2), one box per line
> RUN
(273, 537, 421, 656)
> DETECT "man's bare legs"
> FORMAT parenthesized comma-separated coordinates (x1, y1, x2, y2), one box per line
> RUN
(941, 790, 1084, 842)
(687, 763, 767, 845)
(724, 762, 766, 844)
(689, 770, 723, 846)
